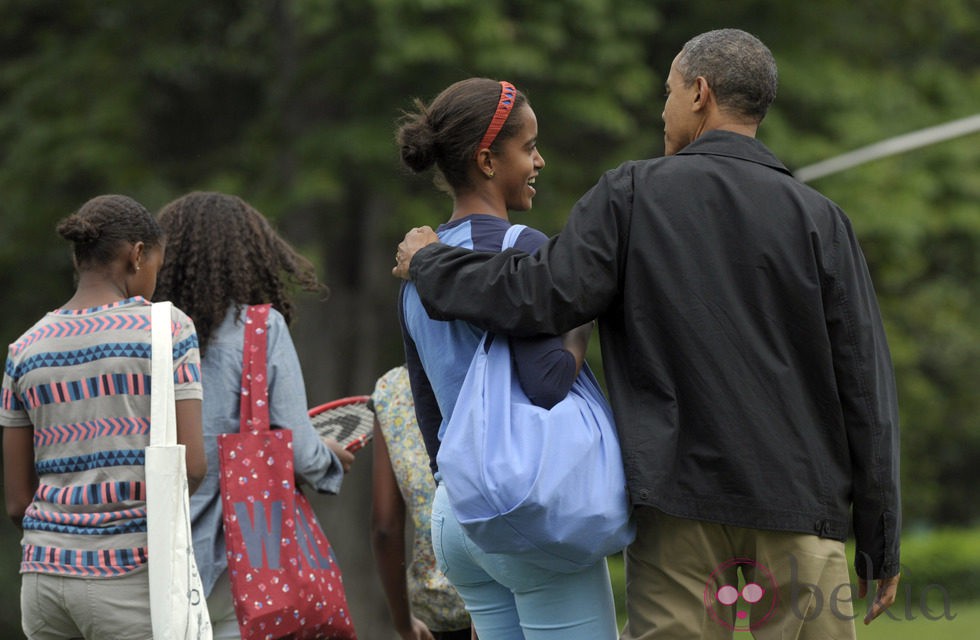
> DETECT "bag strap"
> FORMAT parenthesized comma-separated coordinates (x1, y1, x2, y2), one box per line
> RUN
(150, 302, 177, 447)
(481, 224, 528, 351)
(502, 223, 526, 251)
(239, 304, 272, 434)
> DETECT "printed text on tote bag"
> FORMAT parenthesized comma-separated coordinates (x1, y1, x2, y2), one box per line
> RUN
(233, 500, 338, 570)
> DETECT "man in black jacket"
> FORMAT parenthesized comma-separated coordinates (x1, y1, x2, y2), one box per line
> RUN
(393, 29, 901, 639)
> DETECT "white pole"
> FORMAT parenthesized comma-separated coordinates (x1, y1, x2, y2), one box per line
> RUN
(794, 113, 980, 183)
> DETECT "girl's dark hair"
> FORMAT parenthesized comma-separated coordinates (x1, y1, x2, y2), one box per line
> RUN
(153, 192, 326, 354)
(56, 195, 163, 267)
(396, 77, 528, 194)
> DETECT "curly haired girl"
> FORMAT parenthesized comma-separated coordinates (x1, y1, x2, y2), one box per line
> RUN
(153, 191, 353, 639)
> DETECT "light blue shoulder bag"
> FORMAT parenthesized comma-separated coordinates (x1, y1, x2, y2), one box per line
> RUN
(437, 224, 635, 573)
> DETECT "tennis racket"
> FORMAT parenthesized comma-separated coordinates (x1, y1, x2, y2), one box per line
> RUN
(308, 395, 374, 452)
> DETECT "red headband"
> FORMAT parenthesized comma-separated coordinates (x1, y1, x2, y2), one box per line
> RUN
(475, 81, 517, 158)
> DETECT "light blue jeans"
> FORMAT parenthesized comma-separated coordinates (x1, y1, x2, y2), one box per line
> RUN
(431, 483, 619, 640)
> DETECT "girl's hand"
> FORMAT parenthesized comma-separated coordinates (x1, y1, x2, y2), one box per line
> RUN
(398, 616, 435, 640)
(324, 437, 356, 473)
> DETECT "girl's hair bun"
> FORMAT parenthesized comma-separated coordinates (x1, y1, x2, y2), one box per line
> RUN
(397, 105, 437, 174)
(56, 215, 101, 244)
(394, 78, 526, 193)
(56, 194, 162, 267)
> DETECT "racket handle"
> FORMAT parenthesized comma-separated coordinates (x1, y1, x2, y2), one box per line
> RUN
(345, 434, 371, 453)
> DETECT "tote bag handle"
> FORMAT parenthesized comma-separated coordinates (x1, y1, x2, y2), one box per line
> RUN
(239, 304, 272, 434)
(150, 301, 177, 447)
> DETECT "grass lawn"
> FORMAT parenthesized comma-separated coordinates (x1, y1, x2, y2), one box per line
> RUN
(856, 594, 976, 640)
(608, 554, 976, 639)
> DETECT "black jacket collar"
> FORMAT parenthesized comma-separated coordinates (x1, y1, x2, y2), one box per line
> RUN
(676, 129, 792, 176)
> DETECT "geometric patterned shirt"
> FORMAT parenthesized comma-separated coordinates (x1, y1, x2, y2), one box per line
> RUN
(0, 296, 202, 577)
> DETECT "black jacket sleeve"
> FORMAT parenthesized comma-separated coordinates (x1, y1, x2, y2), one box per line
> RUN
(409, 167, 633, 336)
(825, 213, 902, 579)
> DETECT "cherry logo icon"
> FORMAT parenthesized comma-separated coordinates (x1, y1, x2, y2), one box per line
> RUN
(703, 557, 779, 632)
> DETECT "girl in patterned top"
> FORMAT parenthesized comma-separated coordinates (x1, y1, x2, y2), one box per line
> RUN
(1, 194, 206, 640)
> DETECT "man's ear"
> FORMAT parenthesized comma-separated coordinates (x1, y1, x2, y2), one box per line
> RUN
(693, 76, 712, 112)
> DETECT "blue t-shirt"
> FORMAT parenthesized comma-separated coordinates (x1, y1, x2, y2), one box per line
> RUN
(400, 215, 577, 474)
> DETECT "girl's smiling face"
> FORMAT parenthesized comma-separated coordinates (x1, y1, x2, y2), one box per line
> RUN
(491, 103, 545, 212)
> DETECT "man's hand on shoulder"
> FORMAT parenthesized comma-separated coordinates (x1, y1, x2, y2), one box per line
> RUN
(392, 226, 440, 279)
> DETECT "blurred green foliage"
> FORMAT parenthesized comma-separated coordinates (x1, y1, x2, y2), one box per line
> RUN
(883, 528, 980, 600)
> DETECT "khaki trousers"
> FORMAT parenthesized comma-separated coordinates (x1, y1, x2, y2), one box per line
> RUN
(206, 569, 243, 640)
(20, 567, 153, 640)
(620, 508, 857, 640)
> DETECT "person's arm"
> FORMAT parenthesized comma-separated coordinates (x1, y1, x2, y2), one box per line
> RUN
(859, 575, 902, 626)
(396, 167, 633, 336)
(324, 438, 355, 474)
(266, 311, 346, 493)
(825, 214, 901, 622)
(370, 423, 435, 640)
(505, 225, 594, 409)
(560, 322, 593, 374)
(171, 308, 207, 494)
(175, 399, 206, 495)
(510, 322, 593, 409)
(399, 290, 444, 475)
(2, 426, 37, 529)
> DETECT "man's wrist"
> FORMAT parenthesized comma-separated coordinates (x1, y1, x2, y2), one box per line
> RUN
(407, 243, 438, 280)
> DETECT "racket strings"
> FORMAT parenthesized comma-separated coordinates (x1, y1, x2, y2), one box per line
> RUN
(309, 398, 374, 451)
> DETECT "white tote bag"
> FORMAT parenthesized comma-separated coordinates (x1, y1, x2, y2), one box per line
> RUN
(146, 301, 212, 640)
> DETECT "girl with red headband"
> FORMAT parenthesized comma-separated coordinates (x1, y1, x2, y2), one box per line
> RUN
(395, 78, 618, 639)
